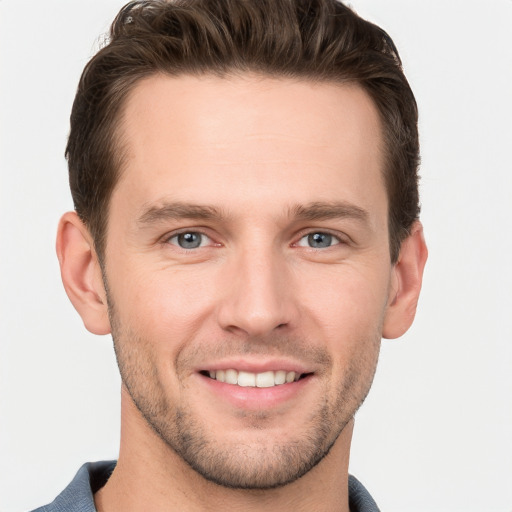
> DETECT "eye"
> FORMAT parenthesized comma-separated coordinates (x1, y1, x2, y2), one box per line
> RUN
(296, 232, 341, 249)
(168, 231, 211, 249)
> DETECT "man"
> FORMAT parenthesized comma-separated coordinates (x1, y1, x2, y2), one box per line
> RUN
(34, 0, 427, 510)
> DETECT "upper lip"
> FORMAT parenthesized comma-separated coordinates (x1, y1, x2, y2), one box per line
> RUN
(196, 358, 313, 375)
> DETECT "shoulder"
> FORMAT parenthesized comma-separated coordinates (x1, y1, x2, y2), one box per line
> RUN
(30, 461, 116, 512)
(348, 474, 381, 512)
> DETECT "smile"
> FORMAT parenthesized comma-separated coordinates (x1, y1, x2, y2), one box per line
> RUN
(201, 369, 308, 388)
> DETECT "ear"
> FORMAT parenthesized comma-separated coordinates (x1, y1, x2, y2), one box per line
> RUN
(382, 221, 428, 339)
(56, 211, 111, 335)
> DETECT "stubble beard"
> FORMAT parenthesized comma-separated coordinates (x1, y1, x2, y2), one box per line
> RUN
(107, 301, 381, 490)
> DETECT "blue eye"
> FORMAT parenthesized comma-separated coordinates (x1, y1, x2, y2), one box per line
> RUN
(297, 232, 339, 248)
(169, 232, 208, 249)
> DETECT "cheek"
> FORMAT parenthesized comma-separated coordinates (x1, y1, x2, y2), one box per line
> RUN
(310, 272, 384, 400)
(305, 262, 390, 324)
(110, 262, 218, 342)
(300, 263, 390, 363)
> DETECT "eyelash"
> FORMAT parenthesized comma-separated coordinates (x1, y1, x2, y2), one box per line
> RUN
(165, 230, 216, 250)
(163, 229, 347, 251)
(294, 230, 346, 249)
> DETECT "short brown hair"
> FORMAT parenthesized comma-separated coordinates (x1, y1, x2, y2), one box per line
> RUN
(66, 0, 420, 262)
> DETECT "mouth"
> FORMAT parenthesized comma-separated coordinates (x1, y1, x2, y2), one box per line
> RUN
(199, 369, 312, 388)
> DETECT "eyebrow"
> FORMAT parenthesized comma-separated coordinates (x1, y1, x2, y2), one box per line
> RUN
(137, 200, 369, 226)
(137, 202, 227, 225)
(289, 201, 369, 223)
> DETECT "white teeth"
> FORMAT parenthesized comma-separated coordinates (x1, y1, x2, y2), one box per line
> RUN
(256, 371, 275, 388)
(274, 370, 286, 385)
(286, 371, 296, 383)
(237, 371, 256, 387)
(225, 369, 238, 385)
(206, 369, 302, 387)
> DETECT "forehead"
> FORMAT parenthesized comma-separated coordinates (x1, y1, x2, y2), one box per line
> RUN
(114, 74, 386, 220)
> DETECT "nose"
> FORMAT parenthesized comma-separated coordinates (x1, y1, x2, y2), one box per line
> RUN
(216, 245, 299, 337)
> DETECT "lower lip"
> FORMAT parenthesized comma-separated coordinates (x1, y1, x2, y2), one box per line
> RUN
(198, 373, 313, 410)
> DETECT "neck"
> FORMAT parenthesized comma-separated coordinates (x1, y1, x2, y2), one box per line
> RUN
(95, 390, 353, 512)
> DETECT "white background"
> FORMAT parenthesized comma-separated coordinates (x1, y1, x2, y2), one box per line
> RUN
(1, 1, 511, 510)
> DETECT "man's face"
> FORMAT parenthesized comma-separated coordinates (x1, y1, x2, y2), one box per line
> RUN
(103, 75, 394, 488)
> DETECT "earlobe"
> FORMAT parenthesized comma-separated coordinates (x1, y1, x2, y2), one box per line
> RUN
(56, 211, 111, 335)
(382, 221, 428, 339)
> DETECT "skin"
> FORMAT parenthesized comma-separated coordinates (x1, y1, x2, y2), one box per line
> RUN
(57, 74, 427, 512)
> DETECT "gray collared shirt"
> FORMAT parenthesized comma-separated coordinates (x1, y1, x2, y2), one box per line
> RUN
(31, 460, 380, 511)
